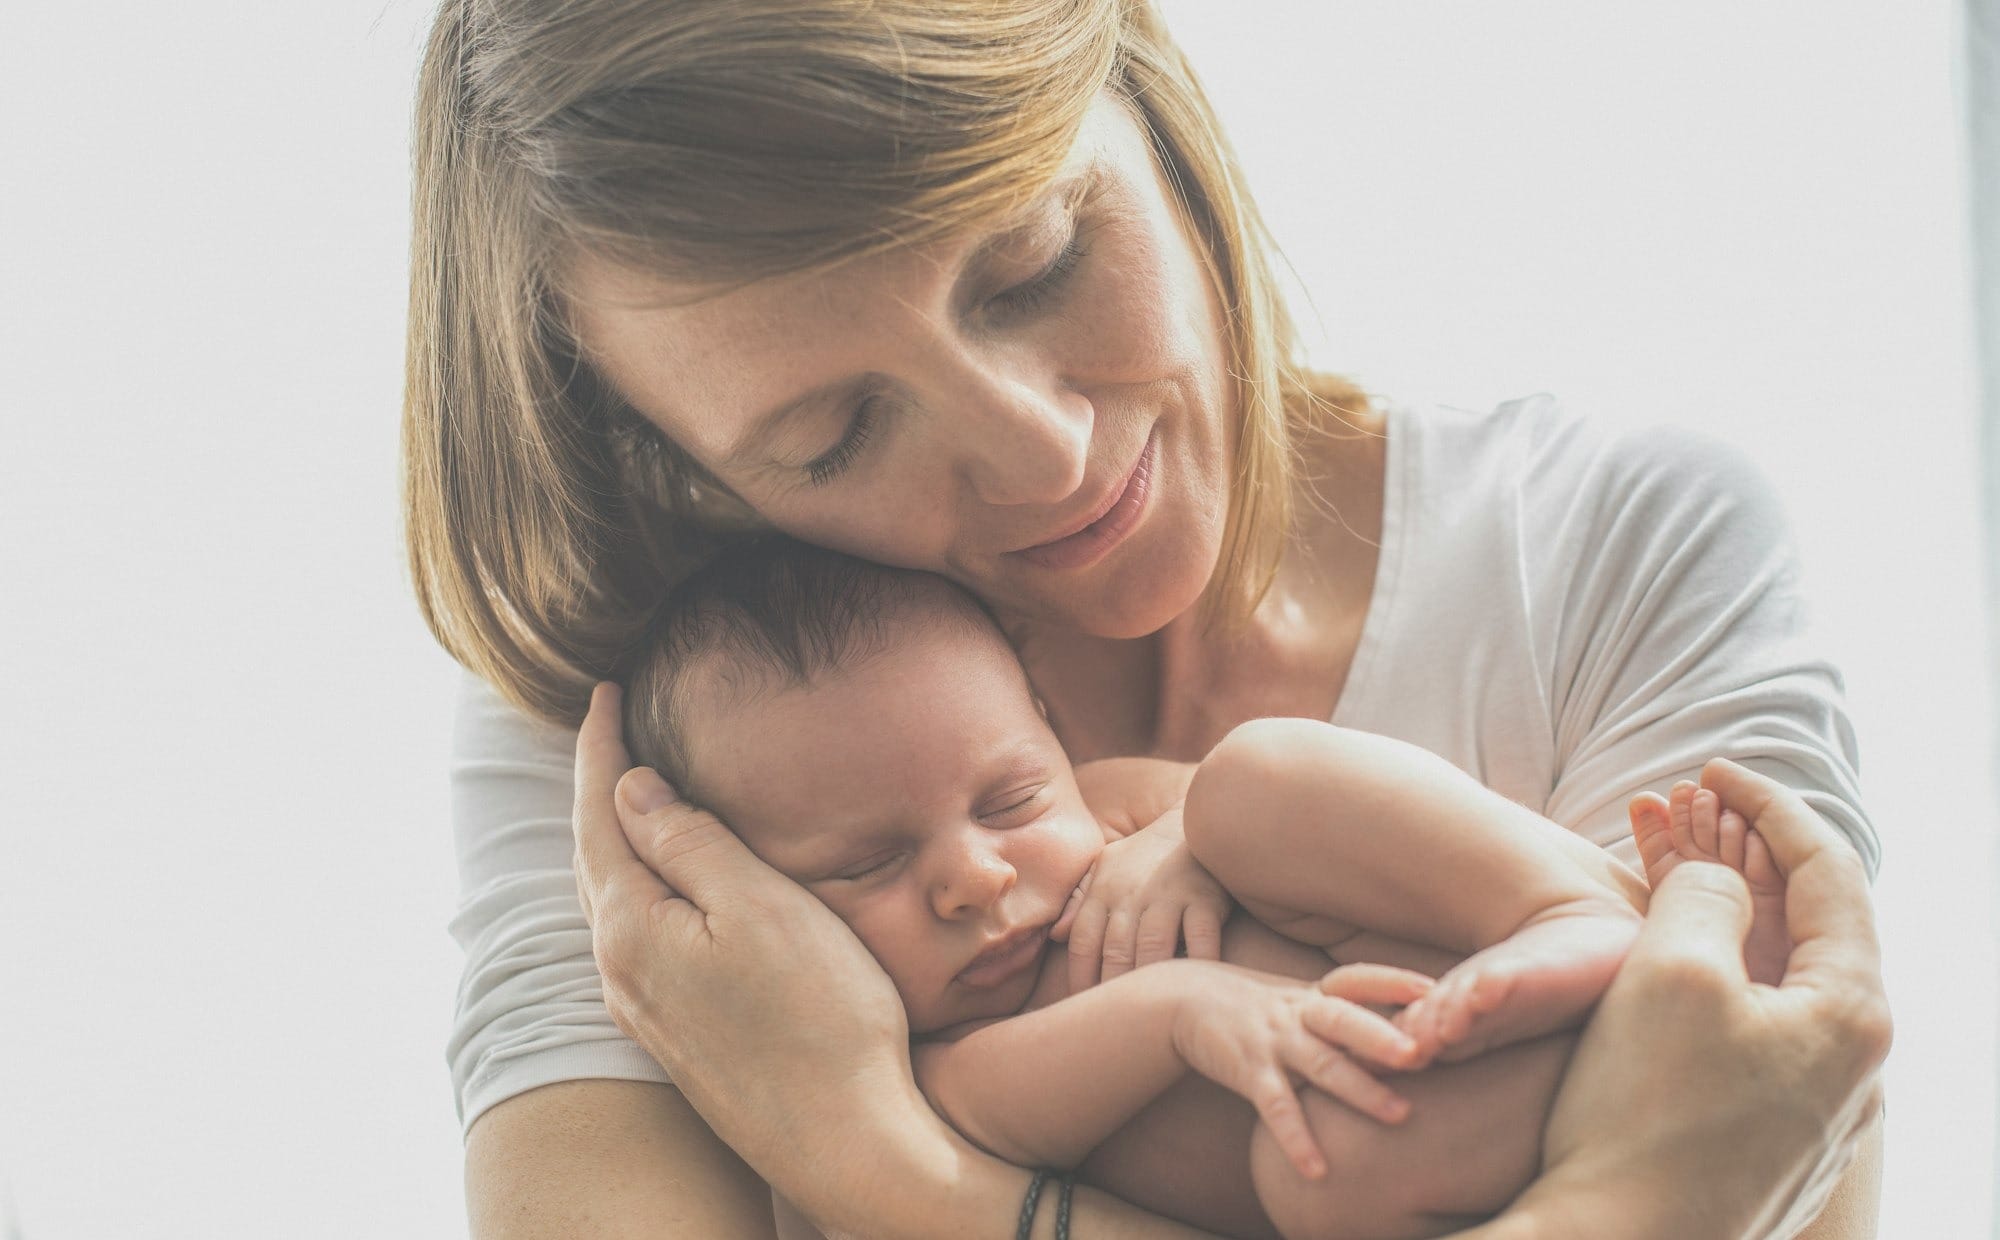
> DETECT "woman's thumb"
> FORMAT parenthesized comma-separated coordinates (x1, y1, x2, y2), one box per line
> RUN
(617, 766, 756, 910)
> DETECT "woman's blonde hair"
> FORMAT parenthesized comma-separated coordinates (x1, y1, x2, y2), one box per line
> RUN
(403, 0, 1370, 724)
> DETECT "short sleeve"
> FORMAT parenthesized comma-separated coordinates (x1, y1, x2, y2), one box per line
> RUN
(445, 672, 671, 1134)
(1535, 422, 1880, 879)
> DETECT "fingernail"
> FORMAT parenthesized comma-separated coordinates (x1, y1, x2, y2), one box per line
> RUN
(620, 767, 674, 815)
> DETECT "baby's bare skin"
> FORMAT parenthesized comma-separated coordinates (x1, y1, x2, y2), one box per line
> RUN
(1631, 780, 1792, 984)
(1056, 912, 1574, 1240)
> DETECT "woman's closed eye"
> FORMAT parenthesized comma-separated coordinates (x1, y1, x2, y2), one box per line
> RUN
(805, 394, 882, 487)
(800, 223, 1092, 488)
(986, 224, 1090, 320)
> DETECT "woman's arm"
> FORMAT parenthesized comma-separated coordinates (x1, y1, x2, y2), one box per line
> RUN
(465, 1080, 775, 1239)
(1451, 759, 1892, 1240)
(571, 684, 1226, 1240)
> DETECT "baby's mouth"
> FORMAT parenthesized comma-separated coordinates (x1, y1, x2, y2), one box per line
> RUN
(957, 924, 1050, 989)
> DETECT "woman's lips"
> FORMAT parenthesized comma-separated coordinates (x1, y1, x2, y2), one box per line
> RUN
(957, 925, 1050, 989)
(1009, 430, 1157, 573)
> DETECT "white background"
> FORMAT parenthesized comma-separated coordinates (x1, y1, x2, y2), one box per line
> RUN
(1, 2, 1989, 1236)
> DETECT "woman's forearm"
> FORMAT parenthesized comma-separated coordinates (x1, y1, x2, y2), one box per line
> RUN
(816, 1139, 1222, 1240)
(464, 1080, 777, 1239)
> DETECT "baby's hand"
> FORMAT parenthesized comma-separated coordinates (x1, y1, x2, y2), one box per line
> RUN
(1170, 962, 1425, 1180)
(1051, 808, 1231, 991)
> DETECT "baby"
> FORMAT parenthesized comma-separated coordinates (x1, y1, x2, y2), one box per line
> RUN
(621, 539, 1795, 1240)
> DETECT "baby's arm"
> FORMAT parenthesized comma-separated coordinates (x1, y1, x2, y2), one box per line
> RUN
(914, 959, 1424, 1178)
(1188, 718, 1643, 946)
(1185, 718, 1647, 1060)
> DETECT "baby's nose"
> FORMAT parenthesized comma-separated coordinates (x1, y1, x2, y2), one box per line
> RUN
(933, 841, 1017, 918)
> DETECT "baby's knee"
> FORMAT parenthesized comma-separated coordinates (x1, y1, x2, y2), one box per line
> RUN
(1184, 718, 1346, 867)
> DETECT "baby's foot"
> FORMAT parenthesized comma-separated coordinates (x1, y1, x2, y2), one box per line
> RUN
(1393, 901, 1640, 1065)
(1629, 780, 1790, 984)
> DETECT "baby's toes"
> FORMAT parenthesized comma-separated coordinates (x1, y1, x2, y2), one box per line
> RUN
(1628, 794, 1678, 884)
(1669, 782, 1701, 858)
(1742, 827, 1785, 896)
(1689, 788, 1722, 859)
(1717, 807, 1747, 873)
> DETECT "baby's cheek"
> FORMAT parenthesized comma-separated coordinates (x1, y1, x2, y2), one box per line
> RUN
(843, 907, 937, 1012)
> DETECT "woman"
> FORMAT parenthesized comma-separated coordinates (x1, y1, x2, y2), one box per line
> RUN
(406, 1, 1889, 1235)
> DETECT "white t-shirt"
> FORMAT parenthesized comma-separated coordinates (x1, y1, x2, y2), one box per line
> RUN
(444, 393, 1879, 1132)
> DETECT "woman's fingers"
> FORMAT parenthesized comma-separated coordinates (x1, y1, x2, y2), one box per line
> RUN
(1699, 759, 1889, 1036)
(1622, 860, 1755, 987)
(615, 765, 804, 923)
(571, 682, 665, 926)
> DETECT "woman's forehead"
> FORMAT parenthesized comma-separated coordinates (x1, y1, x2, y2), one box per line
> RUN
(564, 98, 1143, 441)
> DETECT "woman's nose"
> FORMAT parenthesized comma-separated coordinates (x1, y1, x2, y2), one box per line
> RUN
(956, 375, 1093, 508)
(930, 830, 1018, 920)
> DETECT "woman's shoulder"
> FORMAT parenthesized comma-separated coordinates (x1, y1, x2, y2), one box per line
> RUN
(454, 670, 579, 769)
(1390, 392, 1787, 543)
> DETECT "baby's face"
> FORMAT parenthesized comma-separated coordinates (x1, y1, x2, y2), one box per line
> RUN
(685, 618, 1105, 1034)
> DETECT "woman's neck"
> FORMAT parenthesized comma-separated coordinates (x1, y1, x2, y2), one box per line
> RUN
(1021, 406, 1388, 763)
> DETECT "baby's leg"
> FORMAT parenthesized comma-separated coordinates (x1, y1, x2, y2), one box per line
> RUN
(1184, 718, 1645, 1063)
(1628, 773, 1791, 984)
(1251, 1033, 1573, 1240)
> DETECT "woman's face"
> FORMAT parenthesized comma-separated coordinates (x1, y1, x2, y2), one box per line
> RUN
(570, 96, 1234, 638)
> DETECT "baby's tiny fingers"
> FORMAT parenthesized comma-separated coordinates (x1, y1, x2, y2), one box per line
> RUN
(1066, 902, 1109, 992)
(1099, 906, 1140, 983)
(1051, 869, 1093, 943)
(1182, 901, 1225, 961)
(1318, 963, 1436, 1008)
(1249, 1071, 1326, 1181)
(1290, 1039, 1411, 1126)
(1133, 902, 1183, 970)
(1304, 995, 1420, 1070)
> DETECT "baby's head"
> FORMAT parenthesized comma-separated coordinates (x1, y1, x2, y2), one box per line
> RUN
(622, 539, 1103, 1033)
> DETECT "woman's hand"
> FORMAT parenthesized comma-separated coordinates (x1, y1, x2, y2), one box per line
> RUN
(1478, 758, 1891, 1239)
(1052, 808, 1232, 990)
(570, 683, 956, 1233)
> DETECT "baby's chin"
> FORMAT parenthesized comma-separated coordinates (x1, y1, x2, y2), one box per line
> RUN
(909, 978, 1038, 1039)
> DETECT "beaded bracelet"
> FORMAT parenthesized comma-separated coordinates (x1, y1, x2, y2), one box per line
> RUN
(1017, 1168, 1076, 1240)
(1015, 1168, 1051, 1240)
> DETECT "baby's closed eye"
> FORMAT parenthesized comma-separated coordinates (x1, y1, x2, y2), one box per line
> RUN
(978, 785, 1049, 825)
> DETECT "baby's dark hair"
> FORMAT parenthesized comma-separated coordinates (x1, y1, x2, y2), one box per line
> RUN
(620, 537, 1005, 798)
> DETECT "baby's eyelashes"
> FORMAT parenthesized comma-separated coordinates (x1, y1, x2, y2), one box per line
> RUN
(977, 785, 1050, 825)
(826, 851, 905, 883)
